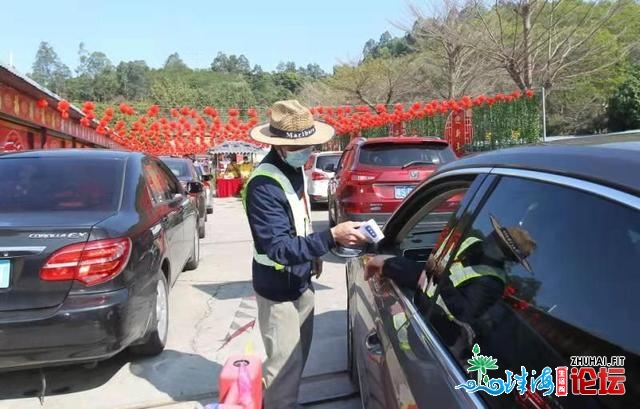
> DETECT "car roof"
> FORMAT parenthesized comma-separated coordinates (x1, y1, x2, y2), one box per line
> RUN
(359, 136, 448, 146)
(159, 156, 192, 163)
(313, 151, 342, 156)
(436, 141, 640, 195)
(0, 148, 141, 160)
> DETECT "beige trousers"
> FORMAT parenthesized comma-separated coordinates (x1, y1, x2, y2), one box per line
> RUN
(256, 288, 315, 409)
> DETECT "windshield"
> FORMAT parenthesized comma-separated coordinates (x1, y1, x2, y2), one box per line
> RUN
(316, 154, 340, 170)
(0, 157, 124, 212)
(358, 143, 456, 167)
(161, 158, 193, 180)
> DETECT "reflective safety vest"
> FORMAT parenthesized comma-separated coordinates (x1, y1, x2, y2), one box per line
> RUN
(424, 236, 506, 320)
(242, 163, 312, 271)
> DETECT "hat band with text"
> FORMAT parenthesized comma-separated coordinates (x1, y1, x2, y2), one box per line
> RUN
(269, 124, 316, 139)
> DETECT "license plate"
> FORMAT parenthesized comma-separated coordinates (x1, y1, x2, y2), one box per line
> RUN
(0, 259, 10, 289)
(394, 185, 414, 199)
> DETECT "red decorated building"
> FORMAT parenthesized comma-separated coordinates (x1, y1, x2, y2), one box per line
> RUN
(0, 62, 123, 152)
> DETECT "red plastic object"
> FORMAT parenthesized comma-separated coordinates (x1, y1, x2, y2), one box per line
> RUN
(219, 355, 262, 409)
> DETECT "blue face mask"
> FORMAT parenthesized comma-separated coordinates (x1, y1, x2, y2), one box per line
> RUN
(283, 146, 313, 168)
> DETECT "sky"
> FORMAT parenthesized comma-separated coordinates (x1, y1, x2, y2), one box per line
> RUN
(1, 0, 413, 75)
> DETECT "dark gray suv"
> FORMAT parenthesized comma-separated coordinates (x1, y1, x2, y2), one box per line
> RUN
(342, 141, 639, 408)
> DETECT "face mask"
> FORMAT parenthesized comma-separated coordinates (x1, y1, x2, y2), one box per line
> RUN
(282, 146, 313, 168)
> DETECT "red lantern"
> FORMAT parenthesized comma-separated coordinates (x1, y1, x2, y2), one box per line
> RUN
(525, 89, 535, 98)
(61, 111, 70, 120)
(37, 98, 48, 109)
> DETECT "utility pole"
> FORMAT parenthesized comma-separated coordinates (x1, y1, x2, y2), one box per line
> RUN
(541, 86, 547, 142)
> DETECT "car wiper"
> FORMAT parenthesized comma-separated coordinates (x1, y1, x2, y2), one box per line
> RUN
(401, 160, 435, 169)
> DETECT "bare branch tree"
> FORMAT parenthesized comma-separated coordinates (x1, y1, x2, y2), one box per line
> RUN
(471, 0, 629, 92)
(326, 55, 425, 107)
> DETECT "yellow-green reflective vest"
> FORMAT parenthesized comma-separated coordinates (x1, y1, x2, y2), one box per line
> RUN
(425, 236, 506, 320)
(242, 163, 311, 271)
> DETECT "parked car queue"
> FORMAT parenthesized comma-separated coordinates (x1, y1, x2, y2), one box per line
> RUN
(0, 149, 213, 371)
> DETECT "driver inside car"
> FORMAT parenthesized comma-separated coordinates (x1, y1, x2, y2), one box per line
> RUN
(364, 215, 537, 351)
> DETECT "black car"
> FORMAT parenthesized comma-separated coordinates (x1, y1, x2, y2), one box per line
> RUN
(341, 141, 639, 408)
(160, 156, 208, 239)
(0, 149, 200, 371)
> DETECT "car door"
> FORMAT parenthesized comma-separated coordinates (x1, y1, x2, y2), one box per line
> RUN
(422, 171, 640, 409)
(347, 171, 493, 409)
(142, 159, 188, 283)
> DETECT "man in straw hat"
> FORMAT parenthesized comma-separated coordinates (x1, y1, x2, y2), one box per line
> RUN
(244, 100, 368, 409)
(364, 214, 536, 346)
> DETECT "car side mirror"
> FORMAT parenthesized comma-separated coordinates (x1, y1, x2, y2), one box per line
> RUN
(187, 182, 203, 194)
(202, 174, 213, 182)
(323, 163, 336, 172)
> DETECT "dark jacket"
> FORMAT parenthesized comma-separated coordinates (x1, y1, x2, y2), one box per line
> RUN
(245, 148, 335, 302)
(382, 252, 504, 345)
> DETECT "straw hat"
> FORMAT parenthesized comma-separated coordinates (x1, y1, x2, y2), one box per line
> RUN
(250, 100, 335, 146)
(489, 214, 537, 272)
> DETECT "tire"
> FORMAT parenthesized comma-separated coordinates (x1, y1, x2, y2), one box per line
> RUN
(130, 272, 168, 356)
(328, 200, 337, 228)
(198, 218, 206, 239)
(184, 227, 200, 271)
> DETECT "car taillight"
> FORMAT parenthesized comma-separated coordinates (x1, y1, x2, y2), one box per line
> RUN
(40, 238, 132, 286)
(311, 171, 327, 181)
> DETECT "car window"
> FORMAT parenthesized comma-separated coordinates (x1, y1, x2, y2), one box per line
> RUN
(316, 154, 340, 171)
(335, 150, 350, 175)
(161, 158, 192, 179)
(425, 176, 639, 408)
(358, 143, 456, 167)
(396, 188, 468, 262)
(0, 157, 124, 212)
(144, 160, 179, 204)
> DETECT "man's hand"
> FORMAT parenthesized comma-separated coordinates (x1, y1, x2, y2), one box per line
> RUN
(331, 221, 368, 247)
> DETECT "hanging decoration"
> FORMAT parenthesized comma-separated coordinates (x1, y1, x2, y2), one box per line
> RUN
(53, 89, 535, 156)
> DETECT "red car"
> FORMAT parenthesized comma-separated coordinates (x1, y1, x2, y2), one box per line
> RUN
(327, 136, 457, 226)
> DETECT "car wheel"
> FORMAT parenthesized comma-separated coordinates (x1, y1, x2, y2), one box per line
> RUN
(130, 272, 168, 356)
(328, 201, 337, 227)
(184, 228, 200, 271)
(198, 217, 206, 239)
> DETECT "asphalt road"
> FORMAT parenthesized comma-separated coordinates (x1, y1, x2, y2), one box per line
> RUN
(0, 199, 360, 409)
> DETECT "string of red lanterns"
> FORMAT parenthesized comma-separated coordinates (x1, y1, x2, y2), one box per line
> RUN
(36, 89, 534, 155)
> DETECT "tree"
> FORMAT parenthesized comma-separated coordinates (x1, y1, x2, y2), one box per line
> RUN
(298, 63, 327, 80)
(328, 56, 422, 107)
(210, 52, 251, 74)
(276, 61, 297, 73)
(164, 52, 190, 71)
(362, 31, 412, 60)
(30, 41, 71, 94)
(408, 0, 499, 99)
(77, 43, 113, 77)
(608, 65, 640, 131)
(471, 0, 628, 92)
(116, 60, 151, 100)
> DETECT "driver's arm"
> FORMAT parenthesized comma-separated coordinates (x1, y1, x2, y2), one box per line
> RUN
(381, 256, 424, 288)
